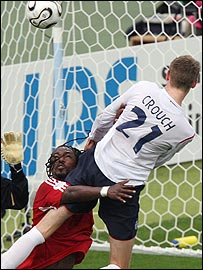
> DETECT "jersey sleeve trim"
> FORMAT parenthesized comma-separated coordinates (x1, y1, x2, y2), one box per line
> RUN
(179, 133, 195, 144)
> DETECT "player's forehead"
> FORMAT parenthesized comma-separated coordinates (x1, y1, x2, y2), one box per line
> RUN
(52, 146, 74, 156)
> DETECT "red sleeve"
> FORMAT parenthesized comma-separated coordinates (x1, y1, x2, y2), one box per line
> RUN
(32, 179, 70, 225)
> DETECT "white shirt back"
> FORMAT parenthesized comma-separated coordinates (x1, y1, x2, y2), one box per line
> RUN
(90, 81, 195, 186)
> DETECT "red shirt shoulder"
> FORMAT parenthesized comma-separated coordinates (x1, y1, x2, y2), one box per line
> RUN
(32, 178, 70, 224)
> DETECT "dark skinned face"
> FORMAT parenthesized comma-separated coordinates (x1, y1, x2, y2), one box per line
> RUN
(49, 146, 77, 180)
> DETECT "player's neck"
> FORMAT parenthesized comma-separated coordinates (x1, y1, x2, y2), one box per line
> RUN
(165, 84, 187, 106)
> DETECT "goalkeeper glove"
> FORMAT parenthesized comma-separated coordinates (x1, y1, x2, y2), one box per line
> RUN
(1, 132, 23, 165)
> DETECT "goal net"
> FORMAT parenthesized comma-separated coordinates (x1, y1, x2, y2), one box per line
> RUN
(1, 1, 202, 258)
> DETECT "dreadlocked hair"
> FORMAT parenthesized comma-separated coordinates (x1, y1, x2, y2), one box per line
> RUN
(45, 142, 83, 178)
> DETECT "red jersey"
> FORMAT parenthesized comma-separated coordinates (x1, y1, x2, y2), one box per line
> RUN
(17, 178, 94, 269)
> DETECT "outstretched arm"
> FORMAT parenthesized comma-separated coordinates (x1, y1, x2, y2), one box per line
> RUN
(1, 131, 29, 210)
(61, 180, 136, 204)
(1, 167, 29, 210)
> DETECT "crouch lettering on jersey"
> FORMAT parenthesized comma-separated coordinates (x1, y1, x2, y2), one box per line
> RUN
(142, 95, 176, 131)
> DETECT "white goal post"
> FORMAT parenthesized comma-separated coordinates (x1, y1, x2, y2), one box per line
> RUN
(1, 1, 202, 258)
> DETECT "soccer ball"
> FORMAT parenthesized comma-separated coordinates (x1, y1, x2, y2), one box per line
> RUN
(26, 1, 62, 29)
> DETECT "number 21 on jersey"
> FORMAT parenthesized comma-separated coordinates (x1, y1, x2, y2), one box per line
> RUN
(116, 106, 162, 154)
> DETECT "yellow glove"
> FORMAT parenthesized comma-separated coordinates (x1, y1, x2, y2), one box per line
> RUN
(1, 132, 23, 165)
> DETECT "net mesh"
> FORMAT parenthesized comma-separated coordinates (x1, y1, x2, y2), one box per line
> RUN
(1, 1, 202, 256)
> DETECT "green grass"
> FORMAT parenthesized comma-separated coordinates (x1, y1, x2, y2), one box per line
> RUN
(74, 250, 202, 269)
(90, 214, 202, 250)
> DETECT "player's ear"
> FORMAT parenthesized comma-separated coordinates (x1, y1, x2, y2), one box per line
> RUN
(166, 70, 170, 81)
(191, 81, 197, 88)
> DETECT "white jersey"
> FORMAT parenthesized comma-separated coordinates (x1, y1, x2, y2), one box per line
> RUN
(89, 81, 195, 186)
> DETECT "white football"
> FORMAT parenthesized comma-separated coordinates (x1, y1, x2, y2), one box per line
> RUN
(26, 1, 62, 29)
